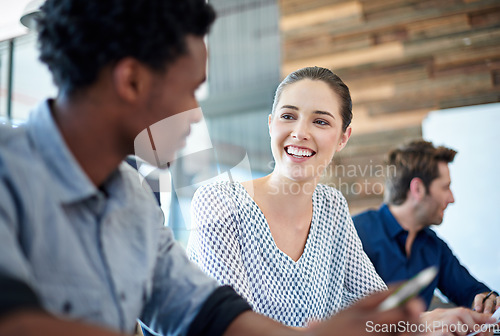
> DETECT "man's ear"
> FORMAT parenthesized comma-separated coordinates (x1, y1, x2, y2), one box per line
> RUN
(409, 177, 426, 201)
(112, 58, 151, 103)
(336, 126, 352, 152)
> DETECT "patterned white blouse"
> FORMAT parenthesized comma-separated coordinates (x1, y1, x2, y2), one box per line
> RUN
(187, 182, 387, 327)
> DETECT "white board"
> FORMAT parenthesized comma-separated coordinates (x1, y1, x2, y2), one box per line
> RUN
(422, 102, 500, 291)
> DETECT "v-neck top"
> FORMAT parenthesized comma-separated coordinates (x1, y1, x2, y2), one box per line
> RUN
(187, 181, 386, 327)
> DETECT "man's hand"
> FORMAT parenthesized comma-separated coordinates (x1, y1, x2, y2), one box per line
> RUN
(421, 307, 497, 336)
(473, 292, 499, 314)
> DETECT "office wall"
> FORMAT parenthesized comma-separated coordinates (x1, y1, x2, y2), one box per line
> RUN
(423, 102, 500, 290)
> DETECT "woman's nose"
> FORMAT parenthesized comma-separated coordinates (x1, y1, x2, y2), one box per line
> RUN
(291, 121, 310, 140)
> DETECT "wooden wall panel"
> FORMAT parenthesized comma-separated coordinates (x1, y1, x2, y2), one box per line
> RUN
(281, 2, 363, 31)
(280, 0, 500, 212)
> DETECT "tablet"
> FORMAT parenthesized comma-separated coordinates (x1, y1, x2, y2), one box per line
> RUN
(378, 266, 438, 311)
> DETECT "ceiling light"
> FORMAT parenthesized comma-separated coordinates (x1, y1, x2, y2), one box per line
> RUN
(20, 0, 45, 30)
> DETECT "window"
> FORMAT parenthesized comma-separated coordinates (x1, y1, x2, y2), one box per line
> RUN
(0, 33, 56, 124)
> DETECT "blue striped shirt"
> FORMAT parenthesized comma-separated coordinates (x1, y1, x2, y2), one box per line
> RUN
(0, 99, 218, 335)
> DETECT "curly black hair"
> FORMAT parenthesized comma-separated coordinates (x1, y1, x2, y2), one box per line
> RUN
(36, 0, 216, 95)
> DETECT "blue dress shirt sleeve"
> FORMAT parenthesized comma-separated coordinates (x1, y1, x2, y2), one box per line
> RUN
(0, 148, 37, 289)
(139, 228, 220, 336)
(0, 146, 46, 318)
(434, 236, 490, 307)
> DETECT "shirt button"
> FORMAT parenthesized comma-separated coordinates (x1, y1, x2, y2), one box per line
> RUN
(62, 301, 72, 313)
(120, 292, 126, 301)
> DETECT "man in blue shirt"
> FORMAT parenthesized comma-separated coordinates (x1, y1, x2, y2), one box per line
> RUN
(0, 0, 429, 336)
(353, 140, 498, 313)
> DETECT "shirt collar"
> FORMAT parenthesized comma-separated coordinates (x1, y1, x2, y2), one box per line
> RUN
(379, 203, 407, 238)
(26, 99, 98, 204)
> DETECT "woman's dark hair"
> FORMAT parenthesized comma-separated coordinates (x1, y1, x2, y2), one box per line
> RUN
(272, 66, 352, 132)
(36, 0, 216, 95)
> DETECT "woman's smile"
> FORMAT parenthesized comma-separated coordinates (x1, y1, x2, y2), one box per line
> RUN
(284, 145, 316, 162)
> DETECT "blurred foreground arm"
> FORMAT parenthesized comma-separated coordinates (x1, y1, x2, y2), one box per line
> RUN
(0, 312, 125, 336)
(0, 275, 124, 336)
(225, 290, 424, 336)
(1, 274, 423, 336)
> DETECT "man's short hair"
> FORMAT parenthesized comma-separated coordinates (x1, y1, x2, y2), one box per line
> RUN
(384, 140, 457, 205)
(36, 0, 216, 96)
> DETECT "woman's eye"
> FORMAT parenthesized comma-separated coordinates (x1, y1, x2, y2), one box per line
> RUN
(314, 119, 329, 126)
(281, 114, 294, 120)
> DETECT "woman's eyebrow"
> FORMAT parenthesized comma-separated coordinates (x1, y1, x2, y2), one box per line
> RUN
(280, 104, 298, 110)
(314, 110, 335, 119)
(280, 105, 335, 119)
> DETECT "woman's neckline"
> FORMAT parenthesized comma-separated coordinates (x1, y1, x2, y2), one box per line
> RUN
(233, 181, 318, 264)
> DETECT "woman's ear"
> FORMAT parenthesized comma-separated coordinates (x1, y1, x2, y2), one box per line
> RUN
(336, 126, 352, 152)
(268, 114, 273, 136)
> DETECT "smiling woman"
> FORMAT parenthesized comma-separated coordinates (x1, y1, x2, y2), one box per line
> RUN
(187, 66, 387, 328)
